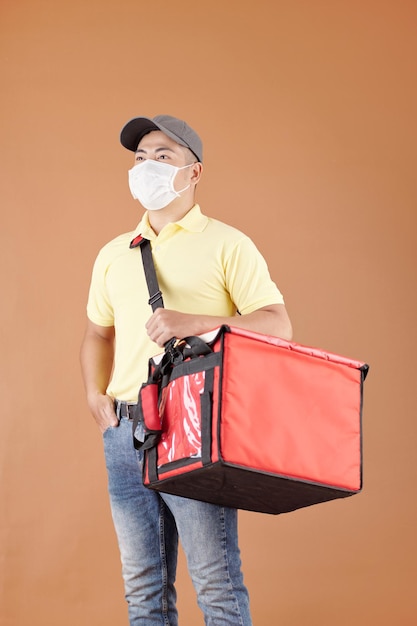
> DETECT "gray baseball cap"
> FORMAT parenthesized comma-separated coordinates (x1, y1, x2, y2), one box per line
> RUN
(120, 114, 203, 163)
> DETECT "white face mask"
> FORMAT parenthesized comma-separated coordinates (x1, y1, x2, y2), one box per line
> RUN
(128, 160, 193, 211)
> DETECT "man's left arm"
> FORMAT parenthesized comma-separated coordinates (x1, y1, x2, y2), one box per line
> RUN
(145, 304, 292, 348)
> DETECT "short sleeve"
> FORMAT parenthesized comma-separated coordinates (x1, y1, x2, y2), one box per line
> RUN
(224, 235, 284, 314)
(86, 249, 115, 327)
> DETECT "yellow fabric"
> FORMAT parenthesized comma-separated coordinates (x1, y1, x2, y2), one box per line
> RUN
(87, 204, 284, 400)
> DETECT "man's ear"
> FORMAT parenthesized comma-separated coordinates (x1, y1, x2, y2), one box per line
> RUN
(190, 162, 203, 185)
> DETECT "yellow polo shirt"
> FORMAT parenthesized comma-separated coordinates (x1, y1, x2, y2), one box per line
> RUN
(87, 204, 284, 400)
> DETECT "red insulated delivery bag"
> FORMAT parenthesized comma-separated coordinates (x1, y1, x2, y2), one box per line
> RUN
(133, 325, 369, 515)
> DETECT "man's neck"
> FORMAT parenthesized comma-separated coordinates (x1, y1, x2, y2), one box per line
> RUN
(147, 201, 195, 235)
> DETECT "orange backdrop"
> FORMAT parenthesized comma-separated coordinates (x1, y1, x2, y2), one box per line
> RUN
(1, 1, 416, 624)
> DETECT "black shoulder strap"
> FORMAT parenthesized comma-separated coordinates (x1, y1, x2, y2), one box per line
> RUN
(129, 234, 213, 357)
(130, 235, 164, 312)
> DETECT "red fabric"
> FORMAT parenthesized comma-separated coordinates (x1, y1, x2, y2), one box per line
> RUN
(140, 383, 161, 431)
(157, 371, 205, 466)
(129, 234, 143, 248)
(219, 331, 362, 490)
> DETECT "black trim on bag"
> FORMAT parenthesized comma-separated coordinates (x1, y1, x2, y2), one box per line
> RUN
(215, 330, 227, 462)
(157, 456, 204, 475)
(163, 351, 221, 384)
(153, 459, 361, 494)
(200, 367, 214, 466)
(146, 459, 360, 514)
(358, 366, 368, 491)
(147, 446, 158, 483)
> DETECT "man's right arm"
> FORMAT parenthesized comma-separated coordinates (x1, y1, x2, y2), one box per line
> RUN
(80, 319, 118, 433)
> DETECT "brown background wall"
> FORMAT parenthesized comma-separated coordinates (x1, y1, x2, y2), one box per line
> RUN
(1, 1, 416, 624)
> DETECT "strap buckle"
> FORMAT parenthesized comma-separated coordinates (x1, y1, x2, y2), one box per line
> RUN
(148, 291, 163, 307)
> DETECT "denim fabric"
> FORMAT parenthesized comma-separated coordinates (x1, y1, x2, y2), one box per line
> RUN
(103, 417, 252, 626)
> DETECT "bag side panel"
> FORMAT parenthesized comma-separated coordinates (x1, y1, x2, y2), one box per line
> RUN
(148, 349, 221, 477)
(220, 332, 362, 491)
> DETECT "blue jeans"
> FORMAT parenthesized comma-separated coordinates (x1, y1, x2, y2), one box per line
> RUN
(103, 416, 252, 625)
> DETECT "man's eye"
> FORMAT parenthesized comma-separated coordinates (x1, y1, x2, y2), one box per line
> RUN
(135, 155, 144, 162)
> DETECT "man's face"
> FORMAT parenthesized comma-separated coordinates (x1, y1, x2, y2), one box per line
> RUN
(134, 130, 197, 192)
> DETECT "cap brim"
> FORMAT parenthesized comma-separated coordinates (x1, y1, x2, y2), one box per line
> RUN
(120, 117, 161, 152)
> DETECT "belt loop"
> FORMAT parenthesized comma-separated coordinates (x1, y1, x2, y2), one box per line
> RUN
(114, 400, 137, 420)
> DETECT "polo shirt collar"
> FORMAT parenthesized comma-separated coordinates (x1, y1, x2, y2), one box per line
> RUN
(133, 204, 208, 240)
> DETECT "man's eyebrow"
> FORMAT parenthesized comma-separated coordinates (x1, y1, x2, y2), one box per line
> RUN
(135, 146, 176, 154)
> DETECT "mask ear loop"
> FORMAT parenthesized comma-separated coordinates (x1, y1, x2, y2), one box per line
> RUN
(171, 163, 194, 196)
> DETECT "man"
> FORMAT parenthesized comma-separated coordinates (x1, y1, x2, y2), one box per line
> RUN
(80, 114, 292, 625)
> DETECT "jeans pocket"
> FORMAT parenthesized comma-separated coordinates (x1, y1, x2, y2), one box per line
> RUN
(103, 419, 121, 437)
